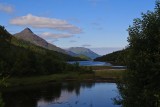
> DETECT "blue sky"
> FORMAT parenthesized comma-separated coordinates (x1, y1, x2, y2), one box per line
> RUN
(0, 0, 156, 55)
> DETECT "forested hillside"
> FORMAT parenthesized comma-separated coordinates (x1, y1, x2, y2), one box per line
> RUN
(0, 26, 86, 77)
(94, 49, 128, 65)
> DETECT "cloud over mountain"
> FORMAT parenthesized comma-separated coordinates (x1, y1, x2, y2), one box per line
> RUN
(82, 44, 91, 47)
(40, 32, 73, 39)
(10, 14, 82, 34)
(70, 40, 77, 43)
(0, 3, 14, 13)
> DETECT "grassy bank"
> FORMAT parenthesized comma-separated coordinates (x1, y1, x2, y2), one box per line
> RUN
(95, 69, 125, 78)
(1, 68, 125, 88)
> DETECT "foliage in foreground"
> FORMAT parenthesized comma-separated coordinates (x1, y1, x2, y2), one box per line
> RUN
(115, 1, 160, 107)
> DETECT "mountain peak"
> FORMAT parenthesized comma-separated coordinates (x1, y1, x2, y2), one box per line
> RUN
(14, 28, 67, 54)
(21, 27, 33, 34)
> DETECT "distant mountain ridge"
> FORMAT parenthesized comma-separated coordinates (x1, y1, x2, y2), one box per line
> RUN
(67, 47, 100, 59)
(14, 28, 99, 60)
(14, 28, 66, 54)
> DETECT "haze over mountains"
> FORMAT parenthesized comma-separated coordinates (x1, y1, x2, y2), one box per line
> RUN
(67, 47, 100, 59)
(14, 28, 101, 59)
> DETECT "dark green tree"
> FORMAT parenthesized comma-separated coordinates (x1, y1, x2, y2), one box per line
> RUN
(115, 1, 160, 107)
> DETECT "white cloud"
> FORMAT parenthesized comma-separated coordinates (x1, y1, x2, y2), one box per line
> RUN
(40, 32, 73, 39)
(0, 3, 14, 13)
(10, 14, 82, 34)
(70, 40, 77, 43)
(46, 39, 58, 43)
(82, 44, 91, 47)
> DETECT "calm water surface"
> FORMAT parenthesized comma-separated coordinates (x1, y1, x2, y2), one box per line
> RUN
(68, 61, 112, 66)
(68, 61, 126, 69)
(0, 82, 120, 107)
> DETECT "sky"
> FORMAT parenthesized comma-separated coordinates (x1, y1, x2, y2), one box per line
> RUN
(0, 0, 156, 55)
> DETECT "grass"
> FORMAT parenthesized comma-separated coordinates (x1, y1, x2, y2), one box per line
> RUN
(3, 72, 94, 87)
(95, 69, 125, 78)
(1, 68, 125, 88)
(90, 66, 113, 70)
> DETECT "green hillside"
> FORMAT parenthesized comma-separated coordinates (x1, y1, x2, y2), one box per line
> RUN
(94, 49, 128, 65)
(11, 37, 84, 61)
(77, 54, 92, 60)
(0, 26, 85, 77)
(67, 47, 100, 59)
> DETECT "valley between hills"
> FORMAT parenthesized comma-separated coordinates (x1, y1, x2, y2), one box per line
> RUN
(0, 25, 125, 87)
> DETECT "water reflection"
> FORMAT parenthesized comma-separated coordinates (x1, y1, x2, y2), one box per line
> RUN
(0, 82, 119, 107)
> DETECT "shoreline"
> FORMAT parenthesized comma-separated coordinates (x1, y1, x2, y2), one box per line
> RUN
(0, 69, 125, 88)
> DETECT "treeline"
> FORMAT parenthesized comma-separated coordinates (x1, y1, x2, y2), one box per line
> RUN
(94, 49, 128, 65)
(0, 26, 90, 77)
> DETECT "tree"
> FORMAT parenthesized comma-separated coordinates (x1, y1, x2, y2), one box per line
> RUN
(115, 1, 160, 107)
